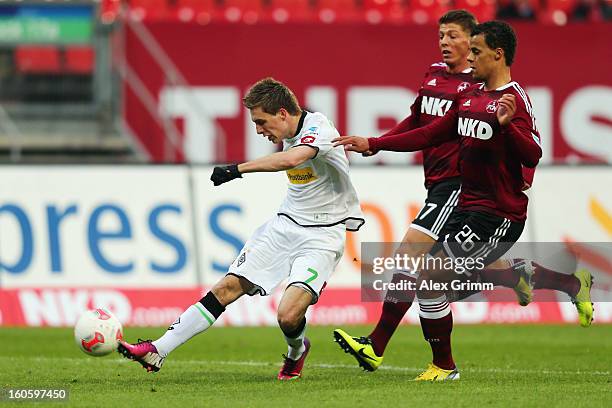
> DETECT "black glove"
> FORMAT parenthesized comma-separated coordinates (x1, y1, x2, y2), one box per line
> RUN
(211, 164, 242, 186)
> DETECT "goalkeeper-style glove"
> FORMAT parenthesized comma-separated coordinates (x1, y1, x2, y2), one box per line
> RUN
(210, 164, 242, 186)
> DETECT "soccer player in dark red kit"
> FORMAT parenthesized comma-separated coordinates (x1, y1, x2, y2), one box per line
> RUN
(333, 10, 531, 374)
(334, 21, 593, 381)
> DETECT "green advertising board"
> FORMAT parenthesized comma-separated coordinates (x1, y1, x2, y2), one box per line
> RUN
(0, 4, 94, 44)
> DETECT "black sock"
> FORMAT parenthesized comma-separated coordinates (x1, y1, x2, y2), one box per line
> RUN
(199, 292, 225, 319)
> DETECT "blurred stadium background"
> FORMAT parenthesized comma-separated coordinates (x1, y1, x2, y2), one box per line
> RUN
(0, 0, 610, 329)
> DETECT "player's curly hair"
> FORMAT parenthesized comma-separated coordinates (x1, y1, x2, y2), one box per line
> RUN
(242, 77, 301, 116)
(438, 9, 477, 34)
(472, 21, 517, 66)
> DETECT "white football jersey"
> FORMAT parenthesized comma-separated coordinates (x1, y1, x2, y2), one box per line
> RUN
(277, 111, 365, 231)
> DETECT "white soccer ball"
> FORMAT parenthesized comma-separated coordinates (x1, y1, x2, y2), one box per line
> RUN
(74, 308, 123, 357)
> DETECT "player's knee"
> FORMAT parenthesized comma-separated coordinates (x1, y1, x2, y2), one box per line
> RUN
(277, 307, 304, 333)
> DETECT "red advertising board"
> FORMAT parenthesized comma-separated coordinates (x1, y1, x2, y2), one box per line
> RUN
(123, 23, 612, 163)
(0, 287, 604, 327)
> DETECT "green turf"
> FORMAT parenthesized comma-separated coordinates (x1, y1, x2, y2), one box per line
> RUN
(0, 325, 610, 407)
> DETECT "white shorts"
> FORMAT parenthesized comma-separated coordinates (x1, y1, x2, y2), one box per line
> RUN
(227, 215, 345, 304)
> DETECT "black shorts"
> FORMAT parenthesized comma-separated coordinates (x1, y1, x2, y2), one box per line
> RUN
(431, 209, 525, 274)
(411, 178, 461, 240)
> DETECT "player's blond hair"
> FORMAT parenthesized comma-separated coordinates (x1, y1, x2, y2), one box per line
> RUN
(242, 77, 301, 116)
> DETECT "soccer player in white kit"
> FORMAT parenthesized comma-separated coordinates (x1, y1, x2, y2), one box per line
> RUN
(118, 78, 365, 380)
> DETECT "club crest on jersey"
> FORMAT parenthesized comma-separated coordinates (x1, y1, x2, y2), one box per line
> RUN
(237, 252, 246, 267)
(301, 135, 316, 144)
(457, 82, 470, 92)
(486, 100, 499, 113)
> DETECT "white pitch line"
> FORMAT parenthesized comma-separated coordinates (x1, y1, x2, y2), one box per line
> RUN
(0, 356, 609, 377)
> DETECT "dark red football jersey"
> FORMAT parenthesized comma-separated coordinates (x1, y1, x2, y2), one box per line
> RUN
(382, 63, 476, 188)
(370, 81, 542, 222)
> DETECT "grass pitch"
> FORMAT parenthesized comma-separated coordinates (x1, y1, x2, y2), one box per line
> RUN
(0, 325, 610, 407)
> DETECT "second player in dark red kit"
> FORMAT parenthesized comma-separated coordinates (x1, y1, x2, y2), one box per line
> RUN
(334, 20, 594, 381)
(333, 10, 537, 376)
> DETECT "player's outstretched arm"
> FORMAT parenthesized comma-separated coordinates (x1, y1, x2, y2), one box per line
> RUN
(210, 146, 316, 186)
(239, 145, 316, 174)
(333, 108, 457, 154)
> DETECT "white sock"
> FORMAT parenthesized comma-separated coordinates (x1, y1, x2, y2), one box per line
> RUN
(153, 303, 217, 358)
(417, 294, 451, 319)
(284, 323, 306, 360)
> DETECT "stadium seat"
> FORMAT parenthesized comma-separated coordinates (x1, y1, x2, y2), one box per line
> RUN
(269, 0, 314, 23)
(15, 46, 62, 74)
(100, 0, 121, 24)
(174, 0, 218, 23)
(64, 46, 96, 74)
(545, 0, 578, 13)
(539, 0, 578, 24)
(455, 0, 497, 22)
(222, 0, 266, 24)
(409, 0, 452, 25)
(363, 0, 407, 24)
(129, 0, 171, 21)
(316, 0, 363, 23)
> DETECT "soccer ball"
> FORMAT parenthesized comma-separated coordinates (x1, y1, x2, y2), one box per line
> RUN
(74, 308, 123, 357)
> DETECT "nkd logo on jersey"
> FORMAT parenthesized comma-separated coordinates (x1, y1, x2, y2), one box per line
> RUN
(421, 96, 452, 117)
(286, 167, 317, 184)
(458, 117, 493, 140)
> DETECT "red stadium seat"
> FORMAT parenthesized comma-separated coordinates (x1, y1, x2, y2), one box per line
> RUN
(174, 0, 218, 24)
(129, 0, 171, 21)
(538, 8, 569, 24)
(269, 0, 314, 23)
(363, 0, 407, 24)
(545, 0, 578, 13)
(222, 0, 265, 24)
(455, 0, 497, 22)
(316, 0, 363, 23)
(64, 46, 96, 74)
(15, 46, 62, 74)
(409, 0, 452, 25)
(100, 0, 121, 24)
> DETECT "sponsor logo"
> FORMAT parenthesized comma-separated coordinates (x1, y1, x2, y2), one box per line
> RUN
(457, 82, 471, 92)
(421, 96, 453, 117)
(463, 100, 471, 107)
(427, 78, 437, 86)
(458, 117, 493, 140)
(486, 100, 499, 113)
(286, 167, 317, 184)
(300, 135, 316, 144)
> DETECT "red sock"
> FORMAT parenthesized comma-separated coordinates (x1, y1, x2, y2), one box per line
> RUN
(369, 274, 415, 356)
(419, 313, 455, 370)
(532, 262, 580, 297)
